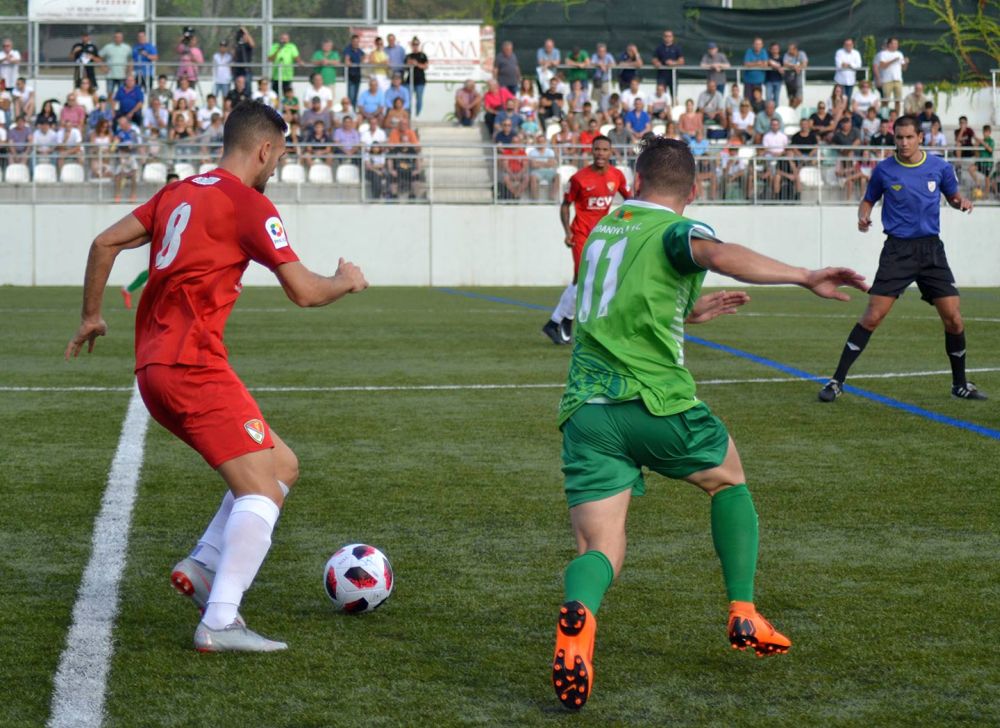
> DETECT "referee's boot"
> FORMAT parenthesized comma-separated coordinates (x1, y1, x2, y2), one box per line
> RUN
(952, 382, 987, 400)
(818, 379, 843, 402)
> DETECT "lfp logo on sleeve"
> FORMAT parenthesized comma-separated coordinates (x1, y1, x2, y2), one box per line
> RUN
(265, 216, 289, 249)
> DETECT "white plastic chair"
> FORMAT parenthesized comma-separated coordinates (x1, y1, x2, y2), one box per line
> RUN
(281, 163, 306, 184)
(799, 166, 822, 188)
(545, 120, 561, 139)
(784, 124, 799, 136)
(599, 123, 613, 136)
(621, 165, 634, 189)
(334, 163, 359, 185)
(60, 163, 86, 183)
(142, 162, 168, 184)
(173, 162, 196, 179)
(4, 163, 29, 183)
(556, 164, 578, 190)
(775, 105, 797, 124)
(198, 163, 216, 175)
(651, 123, 666, 137)
(309, 163, 335, 184)
(33, 163, 58, 184)
(737, 146, 757, 161)
(670, 105, 686, 122)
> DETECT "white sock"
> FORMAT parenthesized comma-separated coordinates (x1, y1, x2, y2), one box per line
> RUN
(191, 483, 288, 571)
(190, 490, 234, 571)
(202, 494, 280, 630)
(554, 284, 577, 323)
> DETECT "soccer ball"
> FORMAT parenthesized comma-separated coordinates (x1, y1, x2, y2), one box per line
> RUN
(323, 543, 394, 613)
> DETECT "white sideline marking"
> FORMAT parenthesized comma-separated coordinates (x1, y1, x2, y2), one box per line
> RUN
(49, 381, 150, 728)
(6, 367, 1000, 397)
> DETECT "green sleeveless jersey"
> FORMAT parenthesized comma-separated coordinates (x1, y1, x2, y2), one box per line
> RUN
(558, 200, 721, 425)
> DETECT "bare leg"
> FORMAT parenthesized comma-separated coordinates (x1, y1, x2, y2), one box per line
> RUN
(569, 489, 631, 577)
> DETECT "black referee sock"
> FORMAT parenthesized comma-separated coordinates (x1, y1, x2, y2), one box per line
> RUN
(946, 331, 967, 387)
(832, 324, 873, 383)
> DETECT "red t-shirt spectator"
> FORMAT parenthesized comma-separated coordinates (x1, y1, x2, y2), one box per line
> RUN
(484, 87, 514, 114)
(60, 104, 86, 128)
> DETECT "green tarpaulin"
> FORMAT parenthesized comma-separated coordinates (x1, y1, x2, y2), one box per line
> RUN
(497, 0, 997, 84)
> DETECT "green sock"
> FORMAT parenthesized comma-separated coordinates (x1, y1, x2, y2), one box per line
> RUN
(710, 484, 758, 603)
(126, 269, 149, 293)
(564, 550, 614, 614)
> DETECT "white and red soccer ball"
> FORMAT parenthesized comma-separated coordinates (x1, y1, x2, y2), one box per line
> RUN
(323, 543, 394, 613)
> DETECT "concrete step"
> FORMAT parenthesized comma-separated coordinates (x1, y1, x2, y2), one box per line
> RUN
(431, 187, 495, 203)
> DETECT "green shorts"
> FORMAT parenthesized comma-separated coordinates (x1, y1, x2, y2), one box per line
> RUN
(561, 400, 730, 508)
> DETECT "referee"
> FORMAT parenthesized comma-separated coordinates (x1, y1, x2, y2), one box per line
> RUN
(819, 115, 985, 402)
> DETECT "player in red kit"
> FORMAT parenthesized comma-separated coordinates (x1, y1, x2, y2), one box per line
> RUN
(542, 135, 631, 345)
(66, 102, 369, 652)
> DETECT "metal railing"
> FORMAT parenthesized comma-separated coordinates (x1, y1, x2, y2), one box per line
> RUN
(540, 63, 871, 93)
(0, 141, 995, 206)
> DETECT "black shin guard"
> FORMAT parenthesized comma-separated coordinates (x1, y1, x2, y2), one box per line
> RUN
(833, 323, 873, 383)
(946, 331, 967, 387)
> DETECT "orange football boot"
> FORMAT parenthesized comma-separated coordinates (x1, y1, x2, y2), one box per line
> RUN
(728, 601, 792, 657)
(552, 600, 596, 710)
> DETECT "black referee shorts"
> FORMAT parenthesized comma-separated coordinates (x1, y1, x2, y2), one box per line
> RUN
(869, 235, 959, 304)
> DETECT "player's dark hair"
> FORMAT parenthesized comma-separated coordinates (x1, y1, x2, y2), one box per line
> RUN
(223, 100, 287, 152)
(591, 134, 610, 147)
(893, 115, 919, 133)
(634, 136, 695, 198)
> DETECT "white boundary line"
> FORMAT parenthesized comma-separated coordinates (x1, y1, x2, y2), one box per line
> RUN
(6, 367, 1000, 395)
(5, 307, 1000, 322)
(48, 381, 150, 728)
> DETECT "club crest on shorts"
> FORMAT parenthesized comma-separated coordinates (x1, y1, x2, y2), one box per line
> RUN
(265, 216, 288, 249)
(927, 180, 936, 192)
(244, 419, 266, 444)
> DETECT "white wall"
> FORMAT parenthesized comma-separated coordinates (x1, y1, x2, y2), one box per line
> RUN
(3, 202, 998, 288)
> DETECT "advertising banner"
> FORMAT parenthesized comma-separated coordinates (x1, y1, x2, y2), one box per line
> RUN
(29, 0, 144, 22)
(376, 24, 492, 82)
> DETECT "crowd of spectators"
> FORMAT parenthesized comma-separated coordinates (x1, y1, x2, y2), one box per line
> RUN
(472, 32, 997, 201)
(0, 29, 430, 199)
(0, 27, 996, 203)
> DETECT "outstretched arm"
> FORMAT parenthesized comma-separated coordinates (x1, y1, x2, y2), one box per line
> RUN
(274, 257, 368, 307)
(691, 237, 868, 301)
(685, 290, 750, 324)
(65, 214, 151, 359)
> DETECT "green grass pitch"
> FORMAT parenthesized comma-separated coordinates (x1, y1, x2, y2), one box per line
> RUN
(2, 285, 998, 726)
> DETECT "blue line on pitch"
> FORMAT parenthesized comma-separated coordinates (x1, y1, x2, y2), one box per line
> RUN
(436, 287, 551, 311)
(687, 335, 1000, 440)
(437, 287, 1000, 442)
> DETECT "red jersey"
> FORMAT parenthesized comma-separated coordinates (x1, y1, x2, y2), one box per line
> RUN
(563, 165, 631, 242)
(131, 168, 300, 370)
